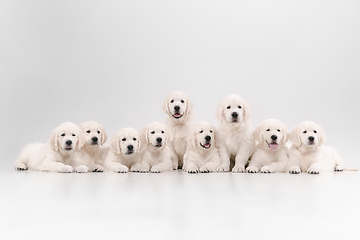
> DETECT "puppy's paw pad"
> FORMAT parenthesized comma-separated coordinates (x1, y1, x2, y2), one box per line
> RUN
(116, 166, 129, 173)
(151, 166, 162, 173)
(260, 166, 273, 173)
(232, 166, 246, 173)
(307, 167, 319, 174)
(59, 165, 73, 173)
(246, 166, 259, 173)
(75, 165, 89, 173)
(289, 166, 301, 174)
(335, 166, 343, 172)
(15, 163, 28, 171)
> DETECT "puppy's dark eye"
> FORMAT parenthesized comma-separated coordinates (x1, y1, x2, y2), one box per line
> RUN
(161, 131, 165, 134)
(277, 129, 281, 132)
(97, 131, 100, 134)
(314, 130, 317, 133)
(133, 138, 137, 141)
(238, 106, 242, 109)
(266, 129, 270, 131)
(181, 100, 184, 103)
(170, 100, 174, 103)
(61, 133, 65, 137)
(200, 130, 203, 133)
(227, 106, 231, 109)
(86, 130, 90, 133)
(151, 131, 155, 134)
(122, 138, 126, 141)
(303, 131, 307, 134)
(210, 130, 213, 133)
(72, 134, 76, 136)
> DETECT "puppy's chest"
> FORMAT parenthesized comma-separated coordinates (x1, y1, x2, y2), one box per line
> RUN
(224, 133, 243, 154)
(173, 128, 188, 154)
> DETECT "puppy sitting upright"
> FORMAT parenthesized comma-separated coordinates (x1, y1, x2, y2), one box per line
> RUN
(79, 121, 108, 172)
(287, 121, 344, 174)
(247, 119, 289, 173)
(163, 91, 196, 169)
(183, 121, 221, 173)
(138, 122, 173, 173)
(104, 128, 141, 173)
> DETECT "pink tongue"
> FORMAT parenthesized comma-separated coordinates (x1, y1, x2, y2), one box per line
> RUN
(174, 113, 181, 117)
(204, 143, 210, 148)
(269, 143, 278, 150)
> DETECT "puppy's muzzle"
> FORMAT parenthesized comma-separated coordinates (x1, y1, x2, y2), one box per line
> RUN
(155, 137, 162, 147)
(231, 112, 238, 122)
(200, 135, 211, 149)
(92, 136, 98, 145)
(172, 106, 183, 119)
(65, 140, 73, 151)
(126, 145, 134, 154)
(308, 136, 315, 145)
(268, 135, 278, 150)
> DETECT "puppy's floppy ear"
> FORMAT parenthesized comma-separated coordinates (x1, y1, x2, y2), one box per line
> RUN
(184, 97, 193, 119)
(282, 125, 289, 145)
(140, 126, 149, 146)
(162, 95, 171, 115)
(99, 124, 108, 146)
(49, 128, 59, 152)
(136, 132, 141, 152)
(215, 101, 224, 123)
(290, 125, 301, 147)
(214, 129, 220, 148)
(315, 123, 326, 146)
(242, 100, 252, 123)
(76, 129, 85, 150)
(110, 133, 121, 155)
(186, 130, 196, 149)
(253, 124, 262, 143)
(165, 126, 174, 144)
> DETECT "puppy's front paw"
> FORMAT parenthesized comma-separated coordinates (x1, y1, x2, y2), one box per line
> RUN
(199, 166, 211, 173)
(260, 165, 273, 173)
(74, 165, 89, 173)
(232, 165, 245, 173)
(307, 167, 320, 174)
(335, 166, 343, 172)
(130, 165, 140, 172)
(151, 166, 162, 173)
(246, 166, 259, 173)
(217, 165, 229, 172)
(116, 165, 129, 173)
(187, 167, 198, 174)
(172, 165, 178, 170)
(92, 165, 104, 172)
(139, 167, 149, 173)
(15, 163, 28, 171)
(289, 166, 301, 174)
(59, 165, 73, 173)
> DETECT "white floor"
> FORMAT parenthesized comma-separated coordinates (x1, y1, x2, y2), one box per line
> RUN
(1, 162, 359, 240)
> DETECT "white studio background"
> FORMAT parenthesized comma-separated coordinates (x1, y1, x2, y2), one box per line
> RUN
(1, 0, 360, 168)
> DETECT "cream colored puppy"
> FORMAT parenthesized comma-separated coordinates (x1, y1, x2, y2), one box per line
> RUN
(79, 121, 108, 172)
(287, 121, 344, 174)
(163, 91, 196, 169)
(183, 121, 221, 173)
(216, 94, 256, 173)
(138, 122, 173, 173)
(15, 122, 87, 173)
(104, 128, 141, 173)
(247, 119, 289, 173)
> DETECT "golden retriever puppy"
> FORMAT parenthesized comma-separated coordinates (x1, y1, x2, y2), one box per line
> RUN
(104, 128, 141, 173)
(14, 122, 87, 173)
(163, 91, 196, 169)
(138, 122, 173, 173)
(183, 121, 221, 173)
(247, 119, 289, 173)
(215, 94, 256, 172)
(79, 121, 108, 172)
(287, 121, 344, 174)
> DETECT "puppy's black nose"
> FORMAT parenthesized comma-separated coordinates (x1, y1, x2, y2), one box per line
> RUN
(308, 136, 315, 142)
(156, 137, 162, 143)
(232, 112, 238, 118)
(92, 137, 98, 142)
(271, 135, 277, 141)
(66, 140, 72, 145)
(205, 135, 211, 142)
(127, 145, 134, 151)
(174, 106, 180, 111)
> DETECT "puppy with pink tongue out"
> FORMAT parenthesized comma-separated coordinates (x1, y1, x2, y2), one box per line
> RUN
(246, 119, 289, 173)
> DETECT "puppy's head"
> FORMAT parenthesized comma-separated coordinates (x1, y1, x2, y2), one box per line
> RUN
(215, 94, 251, 125)
(188, 121, 218, 150)
(140, 122, 173, 150)
(163, 91, 193, 122)
(290, 121, 326, 148)
(253, 119, 288, 151)
(49, 122, 84, 152)
(79, 121, 107, 147)
(110, 128, 141, 155)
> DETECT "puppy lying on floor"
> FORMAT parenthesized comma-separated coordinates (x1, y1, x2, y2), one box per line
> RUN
(247, 119, 289, 173)
(287, 121, 348, 174)
(15, 122, 87, 173)
(104, 128, 141, 173)
(138, 122, 173, 173)
(79, 121, 108, 172)
(183, 121, 221, 173)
